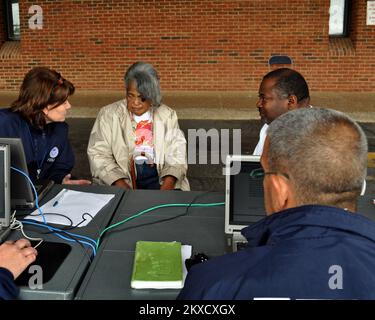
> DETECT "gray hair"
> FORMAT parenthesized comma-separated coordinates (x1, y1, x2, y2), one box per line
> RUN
(124, 61, 162, 107)
(267, 107, 368, 207)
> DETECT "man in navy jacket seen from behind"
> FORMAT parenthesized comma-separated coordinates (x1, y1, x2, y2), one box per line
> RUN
(178, 107, 375, 300)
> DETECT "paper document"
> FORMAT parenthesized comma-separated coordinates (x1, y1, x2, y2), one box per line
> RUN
(182, 245, 192, 285)
(25, 189, 115, 227)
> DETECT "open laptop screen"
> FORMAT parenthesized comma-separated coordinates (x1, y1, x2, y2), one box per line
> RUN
(0, 138, 35, 208)
(0, 138, 54, 209)
(0, 145, 10, 228)
(225, 155, 266, 233)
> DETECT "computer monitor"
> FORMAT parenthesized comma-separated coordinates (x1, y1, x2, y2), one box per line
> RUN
(0, 137, 53, 209)
(0, 144, 10, 228)
(225, 154, 265, 234)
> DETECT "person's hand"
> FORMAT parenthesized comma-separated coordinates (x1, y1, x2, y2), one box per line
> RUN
(160, 176, 177, 190)
(112, 178, 132, 190)
(62, 174, 91, 185)
(0, 239, 37, 279)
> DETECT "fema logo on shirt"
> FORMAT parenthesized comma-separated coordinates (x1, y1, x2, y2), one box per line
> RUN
(47, 146, 59, 163)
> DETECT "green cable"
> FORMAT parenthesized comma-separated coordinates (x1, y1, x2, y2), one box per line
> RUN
(95, 202, 225, 249)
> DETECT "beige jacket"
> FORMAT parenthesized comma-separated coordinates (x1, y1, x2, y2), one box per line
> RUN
(87, 100, 190, 190)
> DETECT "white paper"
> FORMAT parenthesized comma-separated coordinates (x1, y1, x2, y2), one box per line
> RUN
(25, 189, 115, 227)
(181, 245, 192, 285)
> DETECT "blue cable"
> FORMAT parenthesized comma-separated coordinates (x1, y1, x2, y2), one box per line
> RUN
(10, 166, 97, 256)
(21, 220, 97, 256)
(11, 166, 45, 224)
(22, 218, 97, 248)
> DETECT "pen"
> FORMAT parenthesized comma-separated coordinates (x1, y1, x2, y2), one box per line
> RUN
(53, 189, 68, 207)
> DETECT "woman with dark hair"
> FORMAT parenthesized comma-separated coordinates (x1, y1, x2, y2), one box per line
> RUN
(0, 67, 90, 185)
(88, 61, 189, 190)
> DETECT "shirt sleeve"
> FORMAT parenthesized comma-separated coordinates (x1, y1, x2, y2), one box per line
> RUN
(0, 267, 19, 300)
(253, 123, 268, 156)
(176, 267, 205, 300)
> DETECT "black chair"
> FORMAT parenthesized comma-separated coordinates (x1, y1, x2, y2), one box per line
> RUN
(268, 55, 293, 71)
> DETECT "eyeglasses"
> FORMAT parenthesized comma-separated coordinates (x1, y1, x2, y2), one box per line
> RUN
(249, 168, 290, 180)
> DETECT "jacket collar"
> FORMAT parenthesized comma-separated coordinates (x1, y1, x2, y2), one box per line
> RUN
(241, 205, 375, 247)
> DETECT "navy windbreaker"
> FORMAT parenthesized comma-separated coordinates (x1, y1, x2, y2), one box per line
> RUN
(0, 267, 19, 300)
(0, 108, 74, 183)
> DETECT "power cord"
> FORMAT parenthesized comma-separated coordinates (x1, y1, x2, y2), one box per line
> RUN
(27, 212, 74, 228)
(11, 166, 97, 256)
(21, 220, 97, 256)
(95, 193, 224, 248)
(9, 210, 44, 249)
(110, 191, 212, 234)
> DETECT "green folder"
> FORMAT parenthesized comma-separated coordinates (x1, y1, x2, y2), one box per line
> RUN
(131, 241, 183, 289)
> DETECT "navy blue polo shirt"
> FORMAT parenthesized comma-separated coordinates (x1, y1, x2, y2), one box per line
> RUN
(0, 108, 74, 183)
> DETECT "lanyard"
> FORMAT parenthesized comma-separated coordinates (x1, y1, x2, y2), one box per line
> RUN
(27, 125, 49, 180)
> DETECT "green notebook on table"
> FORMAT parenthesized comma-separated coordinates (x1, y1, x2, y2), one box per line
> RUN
(131, 241, 183, 289)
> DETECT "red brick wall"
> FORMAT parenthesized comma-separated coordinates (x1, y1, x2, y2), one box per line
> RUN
(0, 0, 374, 91)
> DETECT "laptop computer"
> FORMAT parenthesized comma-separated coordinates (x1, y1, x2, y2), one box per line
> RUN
(0, 144, 11, 243)
(225, 155, 266, 252)
(0, 138, 54, 209)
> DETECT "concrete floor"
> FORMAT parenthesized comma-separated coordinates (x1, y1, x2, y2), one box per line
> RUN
(68, 118, 375, 192)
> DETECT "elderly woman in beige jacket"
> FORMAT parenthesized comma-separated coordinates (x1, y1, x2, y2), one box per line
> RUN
(87, 61, 190, 191)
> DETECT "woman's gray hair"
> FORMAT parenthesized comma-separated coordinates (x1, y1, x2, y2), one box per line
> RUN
(266, 107, 368, 207)
(124, 61, 162, 107)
